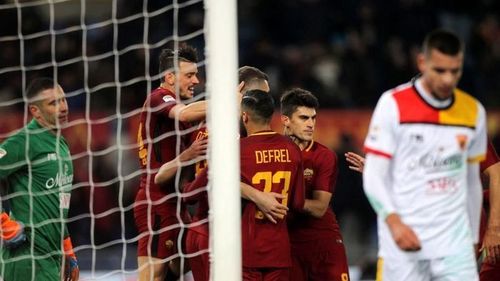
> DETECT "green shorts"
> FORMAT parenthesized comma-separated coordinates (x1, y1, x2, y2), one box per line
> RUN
(1, 242, 61, 281)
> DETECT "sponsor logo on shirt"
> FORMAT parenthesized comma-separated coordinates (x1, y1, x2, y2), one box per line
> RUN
(45, 164, 73, 189)
(0, 148, 6, 159)
(162, 95, 175, 103)
(59, 193, 71, 209)
(408, 152, 462, 172)
(426, 177, 458, 195)
(47, 153, 57, 161)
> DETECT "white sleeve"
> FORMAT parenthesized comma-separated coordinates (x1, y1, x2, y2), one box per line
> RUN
(466, 101, 487, 243)
(467, 162, 482, 243)
(363, 143, 396, 220)
(467, 102, 487, 162)
(364, 92, 399, 157)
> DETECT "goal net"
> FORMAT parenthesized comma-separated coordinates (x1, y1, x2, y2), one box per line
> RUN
(0, 0, 239, 280)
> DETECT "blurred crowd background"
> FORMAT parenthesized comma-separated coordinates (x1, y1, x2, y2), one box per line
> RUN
(1, 0, 500, 279)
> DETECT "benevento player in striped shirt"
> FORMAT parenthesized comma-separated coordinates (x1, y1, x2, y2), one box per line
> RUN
(363, 29, 487, 281)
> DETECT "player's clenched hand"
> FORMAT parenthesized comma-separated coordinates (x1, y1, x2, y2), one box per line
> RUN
(386, 213, 421, 252)
(481, 226, 500, 264)
(180, 138, 208, 163)
(345, 152, 364, 173)
(254, 192, 288, 224)
(0, 212, 26, 249)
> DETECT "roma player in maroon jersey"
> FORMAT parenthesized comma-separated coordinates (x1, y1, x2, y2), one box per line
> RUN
(241, 89, 305, 281)
(157, 66, 273, 281)
(134, 44, 207, 281)
(479, 141, 500, 281)
(281, 88, 350, 281)
(172, 89, 304, 281)
(186, 66, 271, 281)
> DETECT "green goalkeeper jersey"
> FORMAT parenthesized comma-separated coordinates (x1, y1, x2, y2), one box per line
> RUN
(0, 119, 73, 257)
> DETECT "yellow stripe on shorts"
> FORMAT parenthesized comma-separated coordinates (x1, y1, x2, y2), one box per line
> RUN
(376, 257, 384, 281)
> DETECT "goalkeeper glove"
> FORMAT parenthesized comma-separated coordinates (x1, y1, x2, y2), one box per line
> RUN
(63, 237, 79, 281)
(0, 212, 26, 249)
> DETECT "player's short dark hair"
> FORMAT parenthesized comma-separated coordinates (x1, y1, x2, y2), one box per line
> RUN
(26, 77, 57, 104)
(422, 29, 464, 57)
(241, 89, 275, 124)
(280, 88, 319, 117)
(238, 66, 269, 93)
(159, 44, 198, 82)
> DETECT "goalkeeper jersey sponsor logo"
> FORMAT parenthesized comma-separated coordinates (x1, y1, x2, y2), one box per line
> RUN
(60, 193, 71, 209)
(47, 153, 57, 161)
(0, 148, 6, 159)
(45, 164, 73, 189)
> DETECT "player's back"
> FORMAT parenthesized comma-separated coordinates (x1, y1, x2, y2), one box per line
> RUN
(240, 131, 304, 268)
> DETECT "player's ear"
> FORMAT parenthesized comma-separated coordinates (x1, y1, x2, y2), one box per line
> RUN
(280, 114, 289, 126)
(29, 104, 40, 117)
(165, 71, 175, 86)
(416, 53, 426, 73)
(241, 111, 249, 124)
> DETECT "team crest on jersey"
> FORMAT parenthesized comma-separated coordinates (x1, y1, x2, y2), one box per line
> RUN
(0, 148, 6, 159)
(303, 168, 314, 181)
(456, 134, 468, 151)
(162, 95, 175, 103)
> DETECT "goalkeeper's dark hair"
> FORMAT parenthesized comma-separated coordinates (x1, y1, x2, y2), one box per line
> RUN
(159, 44, 198, 82)
(280, 88, 319, 117)
(241, 89, 275, 125)
(26, 77, 57, 104)
(422, 29, 464, 57)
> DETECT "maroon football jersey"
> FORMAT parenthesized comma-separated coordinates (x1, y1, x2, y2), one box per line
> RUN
(481, 141, 499, 173)
(288, 141, 341, 242)
(240, 131, 305, 268)
(137, 87, 191, 198)
(184, 167, 209, 236)
(190, 123, 209, 177)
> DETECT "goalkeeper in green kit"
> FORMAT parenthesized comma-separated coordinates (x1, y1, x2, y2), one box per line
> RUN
(0, 78, 79, 281)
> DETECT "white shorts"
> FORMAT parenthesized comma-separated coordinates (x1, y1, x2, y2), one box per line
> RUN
(376, 250, 478, 281)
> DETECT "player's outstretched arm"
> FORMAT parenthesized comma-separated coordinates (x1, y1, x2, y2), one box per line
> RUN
(154, 138, 207, 185)
(169, 100, 207, 123)
(482, 161, 500, 264)
(240, 183, 288, 224)
(345, 152, 364, 173)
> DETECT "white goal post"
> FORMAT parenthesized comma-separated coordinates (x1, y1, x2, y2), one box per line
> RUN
(205, 0, 241, 280)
